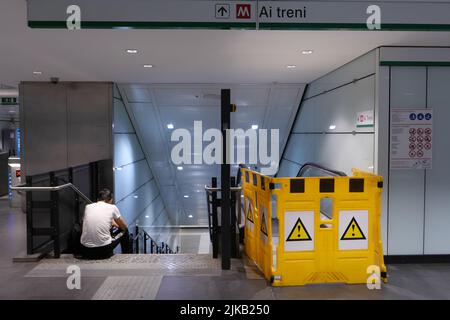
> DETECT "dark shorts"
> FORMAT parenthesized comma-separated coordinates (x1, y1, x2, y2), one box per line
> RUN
(81, 228, 131, 260)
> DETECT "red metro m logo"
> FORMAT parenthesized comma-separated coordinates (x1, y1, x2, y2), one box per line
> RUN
(236, 4, 251, 19)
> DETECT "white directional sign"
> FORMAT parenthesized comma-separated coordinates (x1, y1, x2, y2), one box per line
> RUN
(27, 0, 257, 29)
(27, 0, 450, 31)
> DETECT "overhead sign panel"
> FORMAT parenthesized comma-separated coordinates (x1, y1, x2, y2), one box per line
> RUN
(27, 1, 450, 31)
(27, 0, 257, 29)
(257, 1, 450, 30)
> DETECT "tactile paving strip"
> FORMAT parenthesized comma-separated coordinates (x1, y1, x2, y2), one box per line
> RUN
(25, 254, 222, 278)
(92, 276, 162, 300)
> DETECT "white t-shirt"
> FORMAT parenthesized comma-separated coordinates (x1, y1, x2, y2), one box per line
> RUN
(80, 201, 122, 248)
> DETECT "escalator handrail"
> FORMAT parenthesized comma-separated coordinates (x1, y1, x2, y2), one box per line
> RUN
(297, 162, 347, 177)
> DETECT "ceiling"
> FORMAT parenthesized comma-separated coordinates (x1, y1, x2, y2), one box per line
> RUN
(2, 1, 450, 87)
(118, 83, 305, 225)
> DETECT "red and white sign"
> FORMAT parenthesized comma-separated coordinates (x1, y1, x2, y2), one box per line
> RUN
(356, 110, 374, 128)
(236, 4, 251, 19)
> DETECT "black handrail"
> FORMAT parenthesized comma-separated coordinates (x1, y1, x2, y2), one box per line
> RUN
(297, 162, 347, 177)
(131, 225, 179, 254)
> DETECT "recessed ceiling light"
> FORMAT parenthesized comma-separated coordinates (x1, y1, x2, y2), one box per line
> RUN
(188, 214, 193, 218)
(167, 123, 174, 129)
(126, 49, 138, 54)
(33, 71, 42, 75)
(184, 195, 189, 198)
(143, 64, 153, 68)
(251, 124, 259, 130)
(133, 195, 139, 199)
(145, 215, 150, 219)
(9, 110, 15, 113)
(177, 166, 183, 171)
(301, 50, 314, 55)
(329, 125, 336, 130)
(286, 65, 296, 69)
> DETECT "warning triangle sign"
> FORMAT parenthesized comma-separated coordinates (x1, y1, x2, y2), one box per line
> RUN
(260, 210, 268, 236)
(286, 218, 312, 242)
(341, 217, 366, 240)
(246, 202, 254, 223)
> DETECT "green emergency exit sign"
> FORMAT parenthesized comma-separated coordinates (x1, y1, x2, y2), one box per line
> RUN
(1, 97, 18, 105)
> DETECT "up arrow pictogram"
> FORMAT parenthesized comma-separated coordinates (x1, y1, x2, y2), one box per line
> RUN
(218, 6, 228, 17)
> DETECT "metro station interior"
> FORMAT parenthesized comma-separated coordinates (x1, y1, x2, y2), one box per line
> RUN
(2, 0, 450, 302)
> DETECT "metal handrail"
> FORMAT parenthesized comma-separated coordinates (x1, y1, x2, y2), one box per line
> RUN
(204, 183, 242, 247)
(133, 225, 179, 254)
(12, 183, 93, 204)
(297, 162, 347, 177)
(205, 185, 242, 192)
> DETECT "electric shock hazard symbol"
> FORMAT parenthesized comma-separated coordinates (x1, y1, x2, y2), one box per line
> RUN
(340, 217, 366, 240)
(286, 218, 312, 241)
(284, 211, 314, 252)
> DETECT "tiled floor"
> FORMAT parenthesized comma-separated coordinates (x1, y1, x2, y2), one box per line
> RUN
(1, 198, 450, 300)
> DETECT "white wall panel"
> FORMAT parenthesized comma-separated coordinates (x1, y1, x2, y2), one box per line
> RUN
(424, 67, 450, 254)
(114, 159, 153, 202)
(279, 51, 376, 179)
(116, 179, 160, 224)
(388, 67, 427, 255)
(315, 134, 374, 175)
(376, 65, 391, 255)
(305, 50, 376, 98)
(136, 196, 165, 226)
(114, 85, 171, 231)
(277, 159, 301, 177)
(283, 134, 315, 165)
(294, 76, 375, 133)
(113, 134, 144, 168)
(113, 98, 134, 133)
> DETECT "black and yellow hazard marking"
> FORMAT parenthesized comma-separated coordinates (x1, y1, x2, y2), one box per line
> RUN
(341, 217, 366, 240)
(246, 202, 254, 223)
(260, 211, 268, 236)
(286, 218, 312, 241)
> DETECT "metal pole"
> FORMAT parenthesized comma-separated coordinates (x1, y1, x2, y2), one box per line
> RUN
(212, 177, 219, 259)
(144, 233, 147, 254)
(221, 89, 231, 270)
(230, 177, 237, 258)
(135, 225, 139, 254)
(50, 172, 60, 258)
(26, 176, 33, 255)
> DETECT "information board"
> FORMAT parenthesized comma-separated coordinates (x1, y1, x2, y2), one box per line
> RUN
(390, 108, 433, 170)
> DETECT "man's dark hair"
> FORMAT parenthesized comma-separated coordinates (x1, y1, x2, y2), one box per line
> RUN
(98, 188, 113, 202)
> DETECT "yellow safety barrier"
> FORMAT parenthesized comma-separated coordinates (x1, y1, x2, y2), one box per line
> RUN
(241, 168, 387, 286)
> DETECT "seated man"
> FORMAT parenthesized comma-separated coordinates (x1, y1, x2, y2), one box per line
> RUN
(80, 188, 132, 259)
